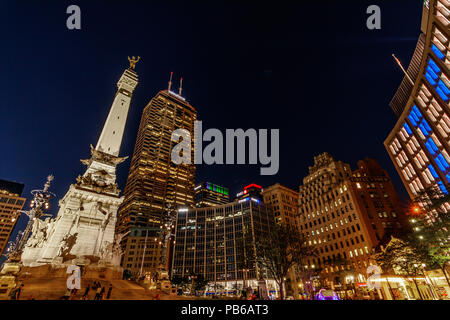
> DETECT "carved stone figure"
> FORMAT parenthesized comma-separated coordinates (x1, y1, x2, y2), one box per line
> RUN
(128, 56, 140, 70)
(110, 231, 129, 266)
(58, 233, 78, 259)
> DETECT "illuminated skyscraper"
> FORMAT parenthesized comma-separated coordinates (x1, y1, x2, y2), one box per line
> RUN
(0, 179, 25, 257)
(385, 0, 450, 201)
(262, 183, 298, 226)
(172, 200, 278, 294)
(117, 81, 197, 275)
(195, 182, 229, 208)
(235, 184, 263, 202)
(297, 153, 408, 297)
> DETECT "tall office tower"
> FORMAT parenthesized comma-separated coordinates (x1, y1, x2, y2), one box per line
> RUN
(0, 180, 25, 256)
(21, 58, 139, 269)
(195, 182, 229, 208)
(117, 83, 197, 276)
(172, 200, 277, 294)
(262, 183, 298, 226)
(385, 0, 450, 201)
(235, 183, 263, 202)
(296, 153, 408, 296)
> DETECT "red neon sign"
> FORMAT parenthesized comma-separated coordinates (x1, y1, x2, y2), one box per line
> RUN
(244, 183, 262, 190)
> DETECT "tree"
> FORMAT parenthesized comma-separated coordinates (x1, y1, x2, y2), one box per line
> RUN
(192, 274, 209, 293)
(235, 226, 258, 295)
(407, 186, 450, 288)
(171, 275, 190, 293)
(253, 223, 316, 300)
(374, 236, 429, 299)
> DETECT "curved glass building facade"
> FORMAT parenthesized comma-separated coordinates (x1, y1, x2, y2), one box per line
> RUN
(384, 0, 450, 202)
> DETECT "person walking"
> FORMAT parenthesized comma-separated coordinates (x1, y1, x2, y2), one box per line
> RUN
(60, 289, 71, 300)
(94, 286, 102, 300)
(100, 286, 106, 300)
(82, 284, 91, 300)
(10, 284, 24, 300)
(106, 284, 113, 300)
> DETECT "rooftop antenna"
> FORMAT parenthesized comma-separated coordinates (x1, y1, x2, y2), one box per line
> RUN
(168, 71, 173, 91)
(392, 54, 415, 86)
(179, 77, 183, 96)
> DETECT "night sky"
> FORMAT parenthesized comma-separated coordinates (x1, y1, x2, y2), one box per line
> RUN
(1, 1, 423, 254)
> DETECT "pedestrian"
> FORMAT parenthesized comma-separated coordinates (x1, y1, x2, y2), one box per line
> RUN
(100, 286, 105, 300)
(82, 284, 90, 300)
(9, 284, 24, 300)
(60, 289, 71, 300)
(106, 284, 113, 300)
(94, 286, 102, 300)
(70, 288, 78, 300)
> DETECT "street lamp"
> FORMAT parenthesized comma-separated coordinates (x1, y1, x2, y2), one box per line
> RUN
(3, 175, 55, 262)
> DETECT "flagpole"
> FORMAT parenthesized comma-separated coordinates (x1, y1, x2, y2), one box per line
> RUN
(392, 54, 415, 86)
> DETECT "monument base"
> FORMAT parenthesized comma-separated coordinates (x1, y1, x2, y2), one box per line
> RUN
(0, 262, 22, 299)
(19, 263, 123, 281)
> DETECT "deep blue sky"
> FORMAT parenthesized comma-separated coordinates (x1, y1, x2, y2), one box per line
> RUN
(1, 0, 423, 251)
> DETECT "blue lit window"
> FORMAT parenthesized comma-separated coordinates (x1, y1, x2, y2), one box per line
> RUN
(446, 173, 450, 183)
(408, 114, 418, 126)
(425, 141, 435, 155)
(438, 80, 450, 96)
(426, 66, 439, 80)
(419, 123, 429, 137)
(427, 138, 439, 152)
(403, 123, 412, 135)
(428, 165, 439, 179)
(425, 72, 437, 86)
(435, 156, 446, 172)
(424, 58, 449, 102)
(428, 58, 441, 74)
(412, 105, 422, 118)
(432, 44, 445, 60)
(422, 119, 432, 132)
(437, 181, 448, 195)
(437, 154, 449, 169)
(436, 86, 449, 102)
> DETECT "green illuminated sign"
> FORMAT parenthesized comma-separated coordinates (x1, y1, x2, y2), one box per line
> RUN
(206, 182, 228, 196)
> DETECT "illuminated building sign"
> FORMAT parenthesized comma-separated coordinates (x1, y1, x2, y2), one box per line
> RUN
(205, 182, 229, 195)
(244, 183, 262, 190)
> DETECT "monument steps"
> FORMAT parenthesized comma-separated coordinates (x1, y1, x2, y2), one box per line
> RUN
(13, 277, 167, 300)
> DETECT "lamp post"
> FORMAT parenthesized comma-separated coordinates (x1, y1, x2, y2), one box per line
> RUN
(3, 175, 55, 262)
(138, 228, 149, 279)
(159, 204, 177, 273)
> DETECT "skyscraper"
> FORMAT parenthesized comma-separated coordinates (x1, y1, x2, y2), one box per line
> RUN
(235, 184, 263, 202)
(117, 81, 197, 276)
(385, 0, 450, 201)
(0, 179, 25, 257)
(195, 182, 229, 208)
(21, 58, 139, 269)
(172, 200, 278, 294)
(262, 183, 298, 226)
(296, 153, 408, 297)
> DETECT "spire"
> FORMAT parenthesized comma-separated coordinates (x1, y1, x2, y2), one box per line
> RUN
(392, 53, 414, 86)
(178, 77, 183, 96)
(168, 71, 173, 91)
(95, 63, 139, 156)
